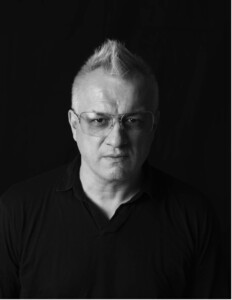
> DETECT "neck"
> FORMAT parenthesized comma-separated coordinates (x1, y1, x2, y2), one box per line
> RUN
(79, 162, 142, 219)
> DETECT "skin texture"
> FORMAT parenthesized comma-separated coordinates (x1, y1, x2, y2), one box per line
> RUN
(68, 68, 159, 217)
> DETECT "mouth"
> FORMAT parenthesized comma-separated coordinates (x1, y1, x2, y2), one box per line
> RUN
(103, 155, 129, 160)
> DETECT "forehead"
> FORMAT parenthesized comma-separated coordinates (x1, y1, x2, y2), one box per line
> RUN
(74, 68, 152, 113)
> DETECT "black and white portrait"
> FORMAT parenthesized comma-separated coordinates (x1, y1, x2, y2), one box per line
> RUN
(0, 1, 229, 298)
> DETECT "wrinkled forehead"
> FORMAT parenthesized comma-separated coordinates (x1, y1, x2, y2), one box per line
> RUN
(72, 69, 156, 113)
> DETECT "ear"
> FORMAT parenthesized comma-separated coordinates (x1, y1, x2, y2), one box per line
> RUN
(68, 110, 78, 142)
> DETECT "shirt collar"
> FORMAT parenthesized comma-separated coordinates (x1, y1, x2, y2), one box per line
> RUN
(55, 155, 81, 192)
(140, 161, 160, 199)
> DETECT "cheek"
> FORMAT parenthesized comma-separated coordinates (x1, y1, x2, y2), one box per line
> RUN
(76, 133, 102, 159)
(132, 135, 154, 156)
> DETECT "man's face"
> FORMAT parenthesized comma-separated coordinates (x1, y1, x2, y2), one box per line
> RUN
(69, 68, 158, 183)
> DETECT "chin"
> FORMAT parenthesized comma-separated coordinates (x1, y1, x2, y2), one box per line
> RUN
(103, 167, 135, 182)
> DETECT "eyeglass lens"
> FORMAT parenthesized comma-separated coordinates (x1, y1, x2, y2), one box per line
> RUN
(78, 112, 154, 137)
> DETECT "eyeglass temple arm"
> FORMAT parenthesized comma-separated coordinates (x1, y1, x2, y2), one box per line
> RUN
(71, 108, 81, 120)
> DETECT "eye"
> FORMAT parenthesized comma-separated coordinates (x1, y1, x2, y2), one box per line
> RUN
(89, 117, 110, 127)
(127, 118, 140, 123)
(93, 118, 105, 123)
(125, 116, 142, 124)
(123, 114, 146, 131)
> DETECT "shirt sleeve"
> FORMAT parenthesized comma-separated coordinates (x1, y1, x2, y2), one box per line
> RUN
(184, 197, 226, 298)
(0, 194, 21, 298)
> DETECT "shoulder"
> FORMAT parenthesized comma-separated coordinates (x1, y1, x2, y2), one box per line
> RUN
(0, 164, 68, 212)
(147, 165, 216, 222)
(147, 165, 220, 252)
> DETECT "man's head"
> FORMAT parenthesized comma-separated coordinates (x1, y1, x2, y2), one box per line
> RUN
(69, 40, 160, 183)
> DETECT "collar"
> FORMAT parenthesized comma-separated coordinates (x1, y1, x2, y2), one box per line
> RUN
(55, 155, 81, 192)
(140, 161, 160, 200)
(55, 155, 161, 201)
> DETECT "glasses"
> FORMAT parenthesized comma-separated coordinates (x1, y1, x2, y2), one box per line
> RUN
(71, 109, 155, 137)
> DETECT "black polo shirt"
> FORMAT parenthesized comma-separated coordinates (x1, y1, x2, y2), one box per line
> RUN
(0, 156, 223, 298)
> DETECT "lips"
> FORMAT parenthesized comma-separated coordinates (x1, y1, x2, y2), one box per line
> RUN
(103, 154, 129, 160)
(107, 155, 127, 158)
(104, 153, 128, 158)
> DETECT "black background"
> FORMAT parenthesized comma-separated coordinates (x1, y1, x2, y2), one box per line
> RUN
(0, 0, 230, 296)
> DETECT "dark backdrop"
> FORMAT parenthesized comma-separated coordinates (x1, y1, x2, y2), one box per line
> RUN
(0, 0, 230, 296)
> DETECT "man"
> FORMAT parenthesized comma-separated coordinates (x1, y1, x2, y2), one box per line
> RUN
(0, 40, 222, 298)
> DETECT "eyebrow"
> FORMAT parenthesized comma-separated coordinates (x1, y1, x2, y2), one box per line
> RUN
(90, 111, 110, 115)
(88, 111, 148, 118)
(91, 108, 147, 115)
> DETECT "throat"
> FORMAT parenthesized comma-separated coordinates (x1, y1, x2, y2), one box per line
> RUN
(86, 188, 140, 220)
(95, 201, 121, 220)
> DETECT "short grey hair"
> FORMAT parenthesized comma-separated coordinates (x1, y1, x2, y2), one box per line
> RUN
(71, 39, 159, 112)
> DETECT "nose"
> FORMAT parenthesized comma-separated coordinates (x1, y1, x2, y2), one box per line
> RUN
(105, 120, 127, 148)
